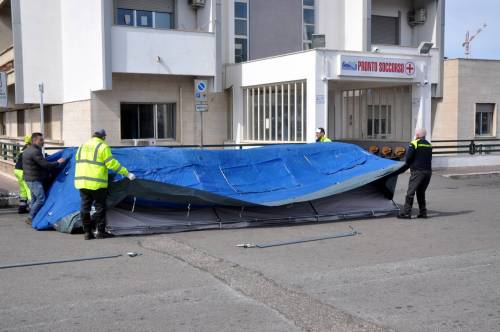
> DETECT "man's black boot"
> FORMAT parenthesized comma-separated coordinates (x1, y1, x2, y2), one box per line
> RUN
(398, 196, 413, 219)
(95, 223, 108, 239)
(81, 213, 93, 240)
(18, 205, 28, 214)
(417, 210, 428, 219)
(18, 200, 29, 214)
(83, 226, 94, 240)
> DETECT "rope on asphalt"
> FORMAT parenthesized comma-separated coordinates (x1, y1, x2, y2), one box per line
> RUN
(0, 253, 138, 270)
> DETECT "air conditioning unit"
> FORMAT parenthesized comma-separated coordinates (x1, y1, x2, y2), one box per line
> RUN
(312, 34, 326, 49)
(133, 139, 156, 146)
(408, 8, 427, 27)
(189, 0, 206, 10)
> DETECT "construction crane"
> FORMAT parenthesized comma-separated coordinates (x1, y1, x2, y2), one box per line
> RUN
(463, 23, 487, 58)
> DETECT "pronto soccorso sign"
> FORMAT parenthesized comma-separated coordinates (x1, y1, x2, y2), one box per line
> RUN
(339, 55, 417, 78)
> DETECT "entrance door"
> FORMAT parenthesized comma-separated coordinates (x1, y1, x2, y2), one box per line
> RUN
(335, 86, 412, 142)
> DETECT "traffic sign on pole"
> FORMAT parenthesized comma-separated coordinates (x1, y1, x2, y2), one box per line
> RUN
(194, 79, 208, 104)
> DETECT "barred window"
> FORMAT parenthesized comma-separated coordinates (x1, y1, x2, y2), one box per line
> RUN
(475, 103, 495, 136)
(243, 81, 306, 142)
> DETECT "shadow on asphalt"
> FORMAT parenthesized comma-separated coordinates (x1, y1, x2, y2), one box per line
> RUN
(426, 209, 474, 219)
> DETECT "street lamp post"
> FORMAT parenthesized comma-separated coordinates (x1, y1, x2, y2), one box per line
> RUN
(38, 83, 45, 154)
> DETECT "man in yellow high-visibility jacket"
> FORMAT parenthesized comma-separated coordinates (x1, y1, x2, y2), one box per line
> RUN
(75, 129, 136, 240)
(14, 135, 32, 214)
(315, 128, 332, 142)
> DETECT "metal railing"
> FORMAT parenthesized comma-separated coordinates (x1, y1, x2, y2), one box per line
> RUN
(2, 138, 499, 163)
(432, 138, 500, 155)
(0, 142, 22, 162)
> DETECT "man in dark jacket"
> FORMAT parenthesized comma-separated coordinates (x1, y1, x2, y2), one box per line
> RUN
(22, 132, 65, 225)
(398, 128, 432, 219)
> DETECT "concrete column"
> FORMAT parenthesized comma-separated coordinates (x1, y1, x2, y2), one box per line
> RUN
(412, 83, 432, 141)
(232, 85, 243, 144)
(306, 78, 328, 143)
(422, 83, 432, 141)
(316, 79, 329, 137)
(411, 59, 433, 141)
(306, 80, 316, 143)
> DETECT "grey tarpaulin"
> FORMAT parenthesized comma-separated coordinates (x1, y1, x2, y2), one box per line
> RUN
(106, 182, 398, 236)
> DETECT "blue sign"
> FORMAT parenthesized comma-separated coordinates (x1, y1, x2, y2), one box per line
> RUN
(194, 79, 208, 103)
(342, 61, 357, 71)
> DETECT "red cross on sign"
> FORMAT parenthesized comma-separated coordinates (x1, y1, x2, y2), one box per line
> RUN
(405, 62, 415, 75)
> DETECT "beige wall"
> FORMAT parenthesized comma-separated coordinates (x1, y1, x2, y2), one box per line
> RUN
(5, 110, 16, 136)
(91, 73, 228, 146)
(432, 60, 459, 140)
(0, 3, 12, 51)
(433, 59, 500, 140)
(1, 74, 229, 147)
(457, 60, 500, 139)
(0, 106, 63, 141)
(62, 100, 92, 146)
(50, 105, 63, 141)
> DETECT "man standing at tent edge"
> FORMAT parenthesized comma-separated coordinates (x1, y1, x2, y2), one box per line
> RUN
(75, 129, 136, 240)
(398, 128, 432, 219)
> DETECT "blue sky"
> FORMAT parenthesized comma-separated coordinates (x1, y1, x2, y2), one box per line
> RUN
(445, 0, 500, 59)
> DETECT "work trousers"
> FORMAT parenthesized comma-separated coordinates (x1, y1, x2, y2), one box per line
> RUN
(79, 188, 107, 232)
(14, 169, 31, 201)
(26, 181, 45, 219)
(403, 170, 432, 215)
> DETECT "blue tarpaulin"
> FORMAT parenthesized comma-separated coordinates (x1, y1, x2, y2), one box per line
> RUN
(33, 143, 403, 232)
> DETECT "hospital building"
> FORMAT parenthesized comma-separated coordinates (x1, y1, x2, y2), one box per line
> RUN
(0, 0, 445, 148)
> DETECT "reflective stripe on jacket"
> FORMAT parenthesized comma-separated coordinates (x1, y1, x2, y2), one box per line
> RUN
(74, 137, 128, 190)
(410, 139, 432, 149)
(405, 138, 432, 171)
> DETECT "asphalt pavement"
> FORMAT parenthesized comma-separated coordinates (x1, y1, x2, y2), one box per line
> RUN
(1, 172, 500, 331)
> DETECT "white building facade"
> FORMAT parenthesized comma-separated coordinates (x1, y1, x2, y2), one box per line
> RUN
(0, 0, 444, 148)
(0, 0, 226, 147)
(226, 0, 445, 146)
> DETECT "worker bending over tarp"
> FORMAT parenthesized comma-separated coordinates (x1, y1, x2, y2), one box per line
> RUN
(31, 143, 404, 235)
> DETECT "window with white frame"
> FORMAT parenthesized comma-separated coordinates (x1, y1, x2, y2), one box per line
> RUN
(303, 0, 314, 50)
(234, 1, 248, 63)
(243, 81, 306, 142)
(475, 103, 495, 136)
(367, 105, 392, 138)
(116, 8, 174, 29)
(120, 103, 176, 140)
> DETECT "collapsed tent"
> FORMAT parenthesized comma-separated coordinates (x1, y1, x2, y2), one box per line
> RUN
(33, 143, 404, 235)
